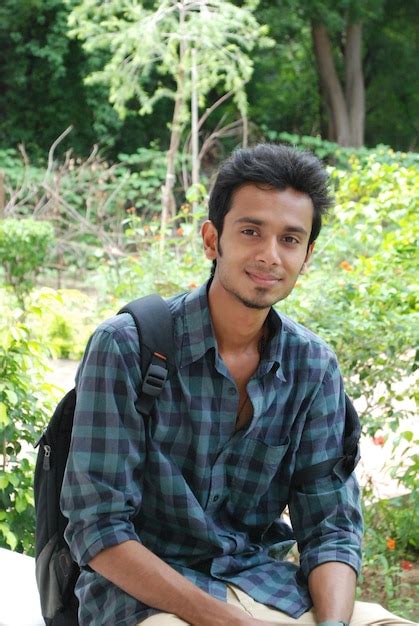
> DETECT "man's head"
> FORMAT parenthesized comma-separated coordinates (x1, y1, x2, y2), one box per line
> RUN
(208, 143, 332, 250)
(202, 143, 333, 310)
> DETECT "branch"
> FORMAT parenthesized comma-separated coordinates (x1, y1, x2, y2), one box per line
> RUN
(47, 126, 73, 174)
(197, 90, 234, 132)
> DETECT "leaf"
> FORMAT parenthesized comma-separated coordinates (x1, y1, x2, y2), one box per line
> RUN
(5, 389, 18, 406)
(6, 530, 18, 551)
(0, 402, 8, 426)
(0, 473, 9, 489)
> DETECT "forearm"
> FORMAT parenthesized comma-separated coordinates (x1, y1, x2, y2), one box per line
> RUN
(308, 562, 356, 624)
(89, 540, 264, 626)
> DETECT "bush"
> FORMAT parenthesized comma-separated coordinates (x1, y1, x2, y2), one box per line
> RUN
(0, 218, 55, 307)
(280, 151, 418, 440)
(28, 288, 105, 360)
(0, 304, 54, 554)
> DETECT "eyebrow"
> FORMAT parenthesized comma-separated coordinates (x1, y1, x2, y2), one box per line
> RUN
(234, 216, 308, 236)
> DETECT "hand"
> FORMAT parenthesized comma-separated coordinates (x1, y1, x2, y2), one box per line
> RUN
(198, 601, 275, 626)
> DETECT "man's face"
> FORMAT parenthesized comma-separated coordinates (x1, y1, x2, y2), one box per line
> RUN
(202, 183, 315, 310)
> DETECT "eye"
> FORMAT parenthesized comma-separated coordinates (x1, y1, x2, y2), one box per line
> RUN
(241, 228, 259, 237)
(282, 235, 299, 244)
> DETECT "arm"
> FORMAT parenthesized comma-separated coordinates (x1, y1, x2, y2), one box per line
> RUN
(89, 540, 274, 626)
(308, 562, 356, 623)
(289, 358, 363, 622)
(62, 323, 272, 626)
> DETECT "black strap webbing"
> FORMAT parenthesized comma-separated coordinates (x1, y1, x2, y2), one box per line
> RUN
(290, 394, 361, 487)
(118, 294, 176, 416)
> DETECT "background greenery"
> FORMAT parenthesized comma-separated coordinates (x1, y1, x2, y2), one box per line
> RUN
(0, 0, 417, 619)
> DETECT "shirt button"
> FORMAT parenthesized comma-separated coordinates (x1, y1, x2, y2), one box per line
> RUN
(228, 387, 236, 396)
(212, 495, 219, 502)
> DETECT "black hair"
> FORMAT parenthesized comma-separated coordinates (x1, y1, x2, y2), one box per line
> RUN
(208, 143, 332, 248)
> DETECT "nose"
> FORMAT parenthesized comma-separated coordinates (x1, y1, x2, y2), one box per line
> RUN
(255, 237, 282, 266)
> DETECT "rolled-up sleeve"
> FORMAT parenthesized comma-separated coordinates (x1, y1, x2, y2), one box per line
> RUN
(61, 318, 145, 567)
(289, 357, 363, 579)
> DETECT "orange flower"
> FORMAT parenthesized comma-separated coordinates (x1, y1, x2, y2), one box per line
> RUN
(177, 227, 184, 236)
(188, 282, 198, 289)
(386, 538, 396, 551)
(400, 559, 413, 571)
(372, 435, 385, 446)
(340, 260, 353, 272)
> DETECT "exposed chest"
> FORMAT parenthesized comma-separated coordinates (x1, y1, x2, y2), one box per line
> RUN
(221, 351, 260, 431)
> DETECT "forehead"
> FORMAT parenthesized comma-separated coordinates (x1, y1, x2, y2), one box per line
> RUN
(227, 183, 313, 230)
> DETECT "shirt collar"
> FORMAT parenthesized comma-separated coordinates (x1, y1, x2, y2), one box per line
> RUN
(177, 281, 217, 368)
(177, 280, 286, 381)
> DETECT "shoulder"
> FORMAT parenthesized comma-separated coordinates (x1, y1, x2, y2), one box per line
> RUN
(91, 312, 139, 353)
(274, 310, 339, 375)
(280, 312, 333, 351)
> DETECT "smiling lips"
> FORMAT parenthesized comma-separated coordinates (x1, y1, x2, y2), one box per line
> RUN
(246, 270, 282, 287)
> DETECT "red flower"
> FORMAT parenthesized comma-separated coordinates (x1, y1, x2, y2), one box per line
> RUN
(400, 560, 413, 571)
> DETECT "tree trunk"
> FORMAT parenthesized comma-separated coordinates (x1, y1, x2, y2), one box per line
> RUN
(311, 22, 351, 146)
(0, 172, 4, 217)
(160, 5, 186, 253)
(191, 48, 199, 189)
(161, 90, 183, 220)
(345, 22, 365, 147)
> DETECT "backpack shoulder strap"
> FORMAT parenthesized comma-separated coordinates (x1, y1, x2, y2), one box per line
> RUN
(118, 294, 176, 416)
(290, 393, 361, 488)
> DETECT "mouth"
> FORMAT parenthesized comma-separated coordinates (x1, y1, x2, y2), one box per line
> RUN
(246, 270, 282, 287)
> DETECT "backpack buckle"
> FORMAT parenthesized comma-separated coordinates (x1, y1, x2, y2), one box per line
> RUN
(142, 362, 168, 397)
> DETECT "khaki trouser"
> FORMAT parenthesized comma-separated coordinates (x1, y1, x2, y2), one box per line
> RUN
(138, 584, 416, 625)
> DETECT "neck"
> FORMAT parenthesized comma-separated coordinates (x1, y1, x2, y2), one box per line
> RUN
(207, 279, 269, 354)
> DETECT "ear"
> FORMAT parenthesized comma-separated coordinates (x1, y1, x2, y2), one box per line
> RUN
(201, 220, 218, 260)
(299, 241, 315, 275)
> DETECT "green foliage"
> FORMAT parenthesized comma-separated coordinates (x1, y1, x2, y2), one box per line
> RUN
(28, 289, 102, 360)
(0, 148, 44, 189)
(0, 303, 54, 554)
(360, 490, 418, 620)
(265, 131, 419, 168)
(116, 144, 170, 218)
(96, 205, 210, 301)
(280, 151, 418, 436)
(68, 0, 272, 121)
(0, 0, 96, 156)
(0, 218, 55, 306)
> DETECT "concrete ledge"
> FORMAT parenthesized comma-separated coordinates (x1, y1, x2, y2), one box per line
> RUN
(0, 548, 44, 625)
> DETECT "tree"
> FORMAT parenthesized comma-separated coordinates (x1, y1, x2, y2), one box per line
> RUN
(68, 0, 271, 242)
(252, 0, 392, 149)
(307, 0, 375, 148)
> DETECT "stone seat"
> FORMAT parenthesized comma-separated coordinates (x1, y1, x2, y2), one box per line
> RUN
(0, 547, 44, 626)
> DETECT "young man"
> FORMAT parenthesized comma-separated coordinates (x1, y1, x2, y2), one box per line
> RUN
(61, 144, 409, 626)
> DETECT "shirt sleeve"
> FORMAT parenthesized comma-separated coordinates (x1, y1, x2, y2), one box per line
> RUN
(61, 319, 146, 567)
(288, 356, 363, 580)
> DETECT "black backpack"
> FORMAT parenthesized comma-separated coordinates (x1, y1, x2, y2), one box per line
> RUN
(34, 294, 360, 626)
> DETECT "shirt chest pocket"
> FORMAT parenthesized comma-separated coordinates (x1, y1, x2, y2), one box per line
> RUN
(227, 437, 290, 508)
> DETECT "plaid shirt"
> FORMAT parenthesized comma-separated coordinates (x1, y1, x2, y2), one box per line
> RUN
(61, 281, 362, 626)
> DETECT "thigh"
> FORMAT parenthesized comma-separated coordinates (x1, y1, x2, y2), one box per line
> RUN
(228, 584, 315, 624)
(138, 613, 189, 625)
(228, 587, 416, 626)
(137, 592, 416, 626)
(349, 601, 416, 626)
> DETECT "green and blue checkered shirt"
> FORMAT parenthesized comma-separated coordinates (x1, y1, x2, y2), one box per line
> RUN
(61, 281, 362, 626)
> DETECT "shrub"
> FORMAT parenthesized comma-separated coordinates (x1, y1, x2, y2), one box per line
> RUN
(0, 303, 54, 554)
(0, 218, 55, 307)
